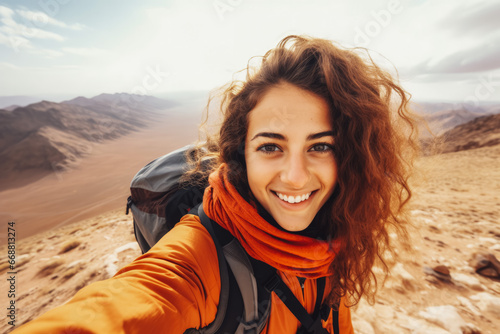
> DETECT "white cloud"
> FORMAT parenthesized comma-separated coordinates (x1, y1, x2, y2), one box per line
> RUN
(16, 9, 85, 31)
(0, 5, 14, 18)
(0, 5, 66, 53)
(0, 14, 65, 42)
(0, 4, 76, 57)
(0, 29, 32, 51)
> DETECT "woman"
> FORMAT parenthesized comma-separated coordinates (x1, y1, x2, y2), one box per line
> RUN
(12, 35, 418, 333)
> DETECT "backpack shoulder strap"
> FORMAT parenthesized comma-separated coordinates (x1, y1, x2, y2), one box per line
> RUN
(183, 205, 234, 334)
(251, 256, 331, 334)
(198, 206, 269, 334)
(264, 273, 329, 334)
(222, 239, 271, 334)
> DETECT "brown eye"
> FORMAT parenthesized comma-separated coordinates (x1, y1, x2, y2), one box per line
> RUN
(310, 143, 333, 152)
(257, 144, 281, 153)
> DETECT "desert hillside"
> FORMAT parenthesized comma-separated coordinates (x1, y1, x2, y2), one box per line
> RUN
(414, 101, 500, 137)
(438, 113, 500, 153)
(0, 93, 175, 190)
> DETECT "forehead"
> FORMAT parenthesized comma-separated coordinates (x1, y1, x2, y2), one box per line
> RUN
(247, 83, 332, 134)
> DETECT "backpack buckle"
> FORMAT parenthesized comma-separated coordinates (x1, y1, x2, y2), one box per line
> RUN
(264, 273, 281, 292)
(126, 196, 133, 215)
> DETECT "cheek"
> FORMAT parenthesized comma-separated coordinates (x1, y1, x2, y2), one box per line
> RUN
(320, 159, 338, 191)
(245, 151, 262, 192)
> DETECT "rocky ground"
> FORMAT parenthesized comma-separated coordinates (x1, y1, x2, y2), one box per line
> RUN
(1, 142, 499, 334)
(0, 209, 142, 333)
(351, 144, 500, 334)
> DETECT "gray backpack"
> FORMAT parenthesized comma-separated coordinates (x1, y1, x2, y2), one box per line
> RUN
(126, 145, 337, 333)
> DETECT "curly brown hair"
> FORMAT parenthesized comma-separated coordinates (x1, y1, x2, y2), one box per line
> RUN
(186, 35, 419, 306)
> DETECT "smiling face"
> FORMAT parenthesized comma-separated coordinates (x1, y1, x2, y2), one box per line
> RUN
(244, 83, 338, 232)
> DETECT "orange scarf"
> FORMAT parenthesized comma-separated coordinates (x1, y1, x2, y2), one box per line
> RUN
(203, 163, 340, 278)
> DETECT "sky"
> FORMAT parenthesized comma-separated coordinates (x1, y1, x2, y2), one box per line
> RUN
(0, 0, 499, 104)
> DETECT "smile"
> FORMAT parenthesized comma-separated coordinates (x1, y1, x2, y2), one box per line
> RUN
(275, 191, 312, 204)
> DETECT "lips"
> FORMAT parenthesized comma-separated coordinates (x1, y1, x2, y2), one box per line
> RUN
(275, 191, 312, 204)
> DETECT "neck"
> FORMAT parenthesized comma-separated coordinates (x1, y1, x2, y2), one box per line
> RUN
(254, 200, 327, 240)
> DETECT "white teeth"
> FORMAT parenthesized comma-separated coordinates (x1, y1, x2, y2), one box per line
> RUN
(275, 192, 312, 204)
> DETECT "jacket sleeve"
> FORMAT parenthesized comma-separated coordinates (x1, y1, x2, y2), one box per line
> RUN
(11, 215, 221, 334)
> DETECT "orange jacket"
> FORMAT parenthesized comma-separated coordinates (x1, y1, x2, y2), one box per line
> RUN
(12, 215, 354, 333)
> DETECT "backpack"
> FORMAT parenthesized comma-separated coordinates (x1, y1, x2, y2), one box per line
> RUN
(126, 145, 339, 334)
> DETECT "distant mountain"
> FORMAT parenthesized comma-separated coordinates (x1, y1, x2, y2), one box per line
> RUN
(413, 101, 500, 136)
(4, 105, 21, 111)
(0, 95, 42, 109)
(421, 112, 500, 155)
(64, 93, 175, 113)
(438, 113, 500, 153)
(0, 93, 175, 189)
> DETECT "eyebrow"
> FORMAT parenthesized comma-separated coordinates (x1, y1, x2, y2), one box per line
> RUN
(250, 131, 334, 141)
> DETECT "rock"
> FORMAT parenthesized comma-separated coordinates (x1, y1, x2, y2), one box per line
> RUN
(469, 252, 500, 279)
(490, 243, 500, 251)
(424, 266, 452, 282)
(451, 273, 484, 291)
(478, 267, 498, 277)
(433, 265, 451, 276)
(418, 305, 467, 334)
(469, 292, 500, 316)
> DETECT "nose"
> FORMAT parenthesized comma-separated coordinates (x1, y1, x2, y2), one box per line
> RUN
(280, 151, 310, 189)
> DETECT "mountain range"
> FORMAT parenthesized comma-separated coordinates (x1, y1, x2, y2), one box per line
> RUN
(414, 101, 500, 136)
(0, 93, 175, 189)
(437, 113, 500, 153)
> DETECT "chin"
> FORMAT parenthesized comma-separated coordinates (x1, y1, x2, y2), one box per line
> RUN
(275, 216, 312, 232)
